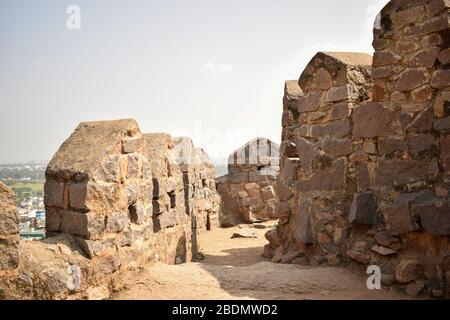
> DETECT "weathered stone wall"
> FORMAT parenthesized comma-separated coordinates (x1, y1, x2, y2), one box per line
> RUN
(267, 52, 373, 264)
(0, 182, 20, 296)
(216, 138, 280, 227)
(268, 0, 450, 298)
(171, 137, 221, 256)
(1, 119, 221, 300)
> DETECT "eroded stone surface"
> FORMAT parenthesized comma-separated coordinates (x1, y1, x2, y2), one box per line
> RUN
(216, 138, 280, 226)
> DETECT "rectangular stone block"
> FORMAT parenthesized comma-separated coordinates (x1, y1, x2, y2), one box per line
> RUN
(376, 159, 439, 187)
(324, 138, 352, 159)
(349, 192, 377, 225)
(326, 86, 349, 102)
(408, 134, 434, 154)
(45, 207, 61, 232)
(378, 136, 405, 156)
(60, 211, 105, 239)
(76, 237, 117, 259)
(44, 180, 64, 208)
(434, 117, 450, 130)
(412, 201, 450, 236)
(248, 171, 268, 183)
(298, 158, 347, 192)
(298, 92, 322, 113)
(155, 211, 177, 229)
(292, 199, 315, 244)
(352, 102, 398, 138)
(69, 182, 126, 213)
(122, 137, 143, 154)
(384, 203, 419, 236)
(69, 182, 88, 210)
(261, 186, 276, 202)
(229, 172, 249, 184)
(311, 119, 350, 139)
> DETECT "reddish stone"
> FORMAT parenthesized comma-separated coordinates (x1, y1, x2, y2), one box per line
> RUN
(349, 192, 377, 225)
(352, 102, 398, 138)
(383, 202, 419, 236)
(405, 14, 449, 36)
(346, 250, 371, 264)
(412, 201, 450, 236)
(431, 70, 450, 88)
(376, 159, 439, 187)
(411, 86, 432, 102)
(395, 259, 423, 283)
(292, 199, 315, 244)
(298, 92, 322, 112)
(407, 107, 434, 132)
(324, 138, 352, 159)
(330, 103, 349, 120)
(438, 48, 450, 65)
(378, 136, 405, 156)
(311, 119, 350, 139)
(372, 67, 393, 80)
(440, 135, 450, 174)
(434, 117, 450, 130)
(410, 47, 440, 67)
(356, 163, 370, 192)
(298, 158, 347, 192)
(372, 81, 386, 101)
(326, 86, 349, 102)
(396, 68, 429, 92)
(373, 51, 401, 67)
(408, 134, 435, 154)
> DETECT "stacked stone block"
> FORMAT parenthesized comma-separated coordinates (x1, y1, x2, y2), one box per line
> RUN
(267, 0, 450, 297)
(216, 138, 280, 227)
(267, 52, 373, 264)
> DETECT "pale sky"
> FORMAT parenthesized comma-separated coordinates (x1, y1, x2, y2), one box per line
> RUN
(0, 0, 389, 163)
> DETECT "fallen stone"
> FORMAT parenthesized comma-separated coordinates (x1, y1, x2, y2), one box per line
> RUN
(346, 250, 371, 264)
(374, 232, 395, 247)
(371, 245, 397, 256)
(405, 281, 425, 297)
(395, 259, 423, 284)
(231, 229, 257, 239)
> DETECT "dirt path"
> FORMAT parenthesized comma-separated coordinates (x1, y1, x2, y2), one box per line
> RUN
(114, 223, 408, 300)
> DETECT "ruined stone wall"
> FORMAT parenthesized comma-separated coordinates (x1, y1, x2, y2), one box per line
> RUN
(0, 119, 221, 300)
(268, 0, 450, 298)
(267, 52, 373, 264)
(216, 138, 280, 227)
(171, 137, 221, 257)
(0, 182, 20, 297)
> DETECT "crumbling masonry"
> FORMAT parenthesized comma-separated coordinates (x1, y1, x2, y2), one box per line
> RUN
(217, 138, 280, 226)
(267, 0, 450, 297)
(0, 119, 220, 299)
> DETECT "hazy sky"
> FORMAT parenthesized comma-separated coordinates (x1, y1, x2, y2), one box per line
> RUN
(0, 0, 389, 163)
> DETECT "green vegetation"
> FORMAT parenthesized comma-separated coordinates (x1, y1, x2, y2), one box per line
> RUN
(6, 182, 44, 203)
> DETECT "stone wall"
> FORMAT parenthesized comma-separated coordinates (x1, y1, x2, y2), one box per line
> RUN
(267, 52, 373, 264)
(267, 0, 450, 298)
(0, 182, 20, 296)
(217, 138, 280, 227)
(0, 119, 221, 299)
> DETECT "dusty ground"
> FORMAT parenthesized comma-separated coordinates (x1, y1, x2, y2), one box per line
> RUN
(114, 223, 408, 300)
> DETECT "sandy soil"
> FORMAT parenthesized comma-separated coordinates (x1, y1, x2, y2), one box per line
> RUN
(114, 222, 408, 300)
